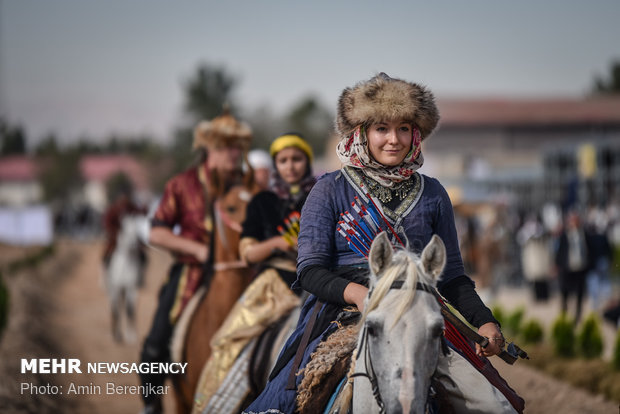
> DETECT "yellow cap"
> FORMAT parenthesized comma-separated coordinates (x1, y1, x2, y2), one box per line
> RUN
(269, 134, 314, 162)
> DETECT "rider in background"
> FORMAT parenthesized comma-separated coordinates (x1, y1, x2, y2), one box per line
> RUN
(244, 73, 516, 413)
(247, 148, 273, 191)
(139, 109, 252, 414)
(102, 180, 147, 283)
(192, 133, 316, 412)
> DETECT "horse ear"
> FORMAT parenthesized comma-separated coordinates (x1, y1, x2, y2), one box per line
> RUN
(421, 235, 446, 280)
(369, 231, 393, 276)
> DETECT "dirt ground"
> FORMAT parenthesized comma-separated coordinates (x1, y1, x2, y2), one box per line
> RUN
(48, 239, 176, 414)
(1, 239, 619, 413)
(0, 239, 176, 414)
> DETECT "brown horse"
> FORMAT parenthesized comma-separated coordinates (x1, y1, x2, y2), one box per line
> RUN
(172, 183, 259, 413)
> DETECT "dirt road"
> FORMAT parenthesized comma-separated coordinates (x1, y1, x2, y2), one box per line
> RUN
(2, 239, 619, 413)
(49, 239, 175, 414)
(0, 239, 175, 414)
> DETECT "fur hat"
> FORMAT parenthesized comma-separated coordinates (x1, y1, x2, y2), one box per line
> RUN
(193, 106, 252, 151)
(336, 73, 439, 140)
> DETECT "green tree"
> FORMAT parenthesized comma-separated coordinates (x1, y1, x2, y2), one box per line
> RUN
(172, 63, 239, 173)
(34, 134, 60, 156)
(171, 63, 241, 172)
(246, 106, 286, 151)
(593, 60, 620, 94)
(182, 63, 237, 124)
(283, 96, 333, 157)
(0, 119, 27, 155)
(38, 148, 82, 203)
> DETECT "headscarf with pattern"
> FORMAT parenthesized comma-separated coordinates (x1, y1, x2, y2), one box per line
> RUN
(336, 125, 423, 187)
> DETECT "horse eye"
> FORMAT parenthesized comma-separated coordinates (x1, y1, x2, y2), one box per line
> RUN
(226, 206, 237, 214)
(431, 322, 444, 338)
(366, 322, 380, 337)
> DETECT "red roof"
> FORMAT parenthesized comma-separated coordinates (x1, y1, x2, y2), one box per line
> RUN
(437, 96, 620, 127)
(79, 155, 148, 189)
(0, 156, 38, 181)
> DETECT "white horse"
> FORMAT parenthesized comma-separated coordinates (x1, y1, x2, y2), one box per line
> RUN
(335, 232, 446, 414)
(105, 214, 148, 343)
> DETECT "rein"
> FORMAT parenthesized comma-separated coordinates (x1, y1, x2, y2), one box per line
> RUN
(350, 280, 436, 413)
(213, 261, 247, 272)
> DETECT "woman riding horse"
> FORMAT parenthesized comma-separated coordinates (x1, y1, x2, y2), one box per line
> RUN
(191, 133, 316, 413)
(139, 108, 252, 414)
(244, 73, 516, 413)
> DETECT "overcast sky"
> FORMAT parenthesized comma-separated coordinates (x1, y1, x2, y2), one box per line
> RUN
(1, 0, 619, 147)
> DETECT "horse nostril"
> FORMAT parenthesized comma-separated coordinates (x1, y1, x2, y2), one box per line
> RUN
(395, 367, 403, 378)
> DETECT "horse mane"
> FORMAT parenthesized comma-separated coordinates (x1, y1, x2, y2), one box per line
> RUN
(363, 248, 432, 330)
(329, 249, 432, 414)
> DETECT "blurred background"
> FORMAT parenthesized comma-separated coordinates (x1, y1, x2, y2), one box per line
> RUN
(1, 1, 620, 413)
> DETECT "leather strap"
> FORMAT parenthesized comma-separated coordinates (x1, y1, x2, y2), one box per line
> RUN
(286, 300, 323, 390)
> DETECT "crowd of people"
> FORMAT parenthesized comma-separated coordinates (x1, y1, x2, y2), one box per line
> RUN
(516, 202, 620, 325)
(453, 198, 620, 327)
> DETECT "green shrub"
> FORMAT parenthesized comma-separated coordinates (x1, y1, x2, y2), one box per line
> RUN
(0, 272, 7, 337)
(504, 307, 525, 336)
(521, 318, 544, 344)
(577, 314, 604, 359)
(613, 330, 620, 370)
(492, 305, 505, 327)
(551, 313, 575, 357)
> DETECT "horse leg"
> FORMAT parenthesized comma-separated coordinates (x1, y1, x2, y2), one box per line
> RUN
(125, 287, 137, 344)
(173, 388, 193, 414)
(110, 290, 123, 343)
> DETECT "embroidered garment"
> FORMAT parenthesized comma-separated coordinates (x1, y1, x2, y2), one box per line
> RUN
(151, 163, 213, 323)
(336, 126, 423, 187)
(296, 168, 464, 283)
(243, 169, 468, 414)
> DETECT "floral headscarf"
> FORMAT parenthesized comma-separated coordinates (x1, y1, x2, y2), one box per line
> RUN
(336, 125, 423, 187)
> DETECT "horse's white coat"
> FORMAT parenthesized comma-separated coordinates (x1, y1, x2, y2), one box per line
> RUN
(105, 214, 147, 343)
(351, 233, 446, 414)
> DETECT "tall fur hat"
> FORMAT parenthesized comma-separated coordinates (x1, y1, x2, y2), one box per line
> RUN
(193, 106, 252, 151)
(336, 73, 439, 140)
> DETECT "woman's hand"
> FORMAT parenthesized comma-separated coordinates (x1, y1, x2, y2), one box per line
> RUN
(476, 322, 505, 357)
(243, 236, 296, 264)
(343, 282, 369, 312)
(272, 235, 296, 251)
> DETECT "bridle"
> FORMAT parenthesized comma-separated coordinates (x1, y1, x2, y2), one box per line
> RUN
(350, 280, 437, 414)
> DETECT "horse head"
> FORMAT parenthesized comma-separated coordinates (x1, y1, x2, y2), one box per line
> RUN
(212, 184, 256, 270)
(173, 180, 260, 413)
(353, 232, 446, 414)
